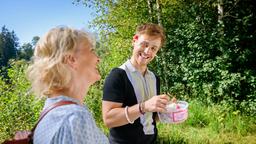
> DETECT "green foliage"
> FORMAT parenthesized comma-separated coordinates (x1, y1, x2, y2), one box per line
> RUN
(75, 0, 256, 117)
(75, 0, 256, 142)
(85, 84, 103, 123)
(0, 26, 19, 67)
(2, 0, 255, 143)
(74, 0, 256, 142)
(31, 36, 40, 46)
(0, 61, 108, 143)
(186, 100, 211, 128)
(0, 60, 43, 143)
(17, 43, 34, 60)
(150, 0, 256, 116)
(75, 0, 156, 79)
(85, 83, 109, 134)
(16, 36, 39, 61)
(0, 61, 255, 143)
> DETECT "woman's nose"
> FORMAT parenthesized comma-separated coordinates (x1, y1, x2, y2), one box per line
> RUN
(96, 56, 100, 63)
(94, 52, 100, 63)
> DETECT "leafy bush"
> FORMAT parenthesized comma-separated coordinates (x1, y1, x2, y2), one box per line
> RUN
(80, 0, 256, 116)
(0, 59, 255, 143)
(151, 1, 256, 116)
(0, 60, 43, 143)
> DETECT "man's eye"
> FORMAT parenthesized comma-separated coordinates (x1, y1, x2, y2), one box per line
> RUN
(140, 42, 149, 47)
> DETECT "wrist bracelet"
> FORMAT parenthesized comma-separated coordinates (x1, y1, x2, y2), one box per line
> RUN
(139, 103, 145, 114)
(142, 102, 146, 113)
(125, 106, 134, 124)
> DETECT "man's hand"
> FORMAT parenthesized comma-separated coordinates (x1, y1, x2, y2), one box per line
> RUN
(144, 94, 170, 113)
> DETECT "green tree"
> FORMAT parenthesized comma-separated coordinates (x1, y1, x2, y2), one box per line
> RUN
(17, 43, 33, 60)
(31, 36, 40, 46)
(0, 26, 19, 67)
(17, 36, 39, 61)
(0, 34, 4, 66)
(76, 0, 256, 116)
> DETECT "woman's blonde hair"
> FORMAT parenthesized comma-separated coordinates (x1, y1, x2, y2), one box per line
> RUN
(27, 26, 95, 98)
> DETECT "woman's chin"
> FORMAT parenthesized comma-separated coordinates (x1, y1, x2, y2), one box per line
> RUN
(95, 75, 101, 81)
(91, 75, 101, 84)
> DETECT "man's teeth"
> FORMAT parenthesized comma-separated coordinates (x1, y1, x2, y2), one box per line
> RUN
(141, 55, 149, 59)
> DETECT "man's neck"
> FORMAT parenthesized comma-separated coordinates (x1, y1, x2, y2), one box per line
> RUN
(130, 58, 147, 76)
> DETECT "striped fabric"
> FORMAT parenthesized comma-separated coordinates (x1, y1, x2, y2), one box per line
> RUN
(33, 96, 109, 144)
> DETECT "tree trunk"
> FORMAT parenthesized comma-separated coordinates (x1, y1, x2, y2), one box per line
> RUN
(218, 0, 224, 36)
(155, 0, 168, 91)
(156, 0, 162, 25)
(147, 0, 153, 22)
(217, 0, 223, 21)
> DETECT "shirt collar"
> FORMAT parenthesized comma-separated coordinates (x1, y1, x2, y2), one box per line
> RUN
(44, 95, 80, 109)
(125, 59, 150, 75)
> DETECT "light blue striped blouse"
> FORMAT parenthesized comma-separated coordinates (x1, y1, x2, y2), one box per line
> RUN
(33, 95, 109, 144)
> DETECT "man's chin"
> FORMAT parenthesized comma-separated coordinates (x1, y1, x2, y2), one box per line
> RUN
(139, 59, 151, 64)
(137, 62, 149, 67)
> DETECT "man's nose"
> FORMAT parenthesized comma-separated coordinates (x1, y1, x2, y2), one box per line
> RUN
(144, 47, 151, 54)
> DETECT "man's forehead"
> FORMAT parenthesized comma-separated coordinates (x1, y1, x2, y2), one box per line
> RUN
(137, 35, 161, 46)
(138, 34, 160, 40)
(139, 40, 160, 46)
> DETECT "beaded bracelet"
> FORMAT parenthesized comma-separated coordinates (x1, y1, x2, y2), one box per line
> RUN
(125, 106, 134, 124)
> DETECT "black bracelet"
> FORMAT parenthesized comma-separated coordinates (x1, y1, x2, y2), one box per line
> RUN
(139, 102, 145, 114)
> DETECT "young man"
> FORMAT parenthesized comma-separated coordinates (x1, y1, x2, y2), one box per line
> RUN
(102, 23, 170, 144)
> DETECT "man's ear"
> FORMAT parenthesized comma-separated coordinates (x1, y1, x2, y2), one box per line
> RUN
(133, 35, 138, 41)
(132, 35, 138, 46)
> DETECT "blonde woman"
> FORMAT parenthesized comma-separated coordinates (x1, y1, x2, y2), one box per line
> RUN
(27, 27, 109, 144)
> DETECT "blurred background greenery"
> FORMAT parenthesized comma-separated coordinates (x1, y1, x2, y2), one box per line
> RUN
(0, 0, 255, 143)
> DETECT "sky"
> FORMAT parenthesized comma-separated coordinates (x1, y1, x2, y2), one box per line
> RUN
(0, 0, 94, 45)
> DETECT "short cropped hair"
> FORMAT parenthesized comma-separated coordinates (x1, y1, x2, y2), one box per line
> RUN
(136, 23, 166, 47)
(27, 26, 95, 97)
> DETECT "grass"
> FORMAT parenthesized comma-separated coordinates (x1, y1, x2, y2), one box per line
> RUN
(156, 99, 256, 144)
(90, 98, 256, 144)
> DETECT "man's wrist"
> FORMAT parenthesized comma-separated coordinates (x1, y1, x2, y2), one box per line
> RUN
(139, 102, 146, 114)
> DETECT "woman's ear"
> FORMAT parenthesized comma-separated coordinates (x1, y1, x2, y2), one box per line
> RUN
(64, 54, 77, 70)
